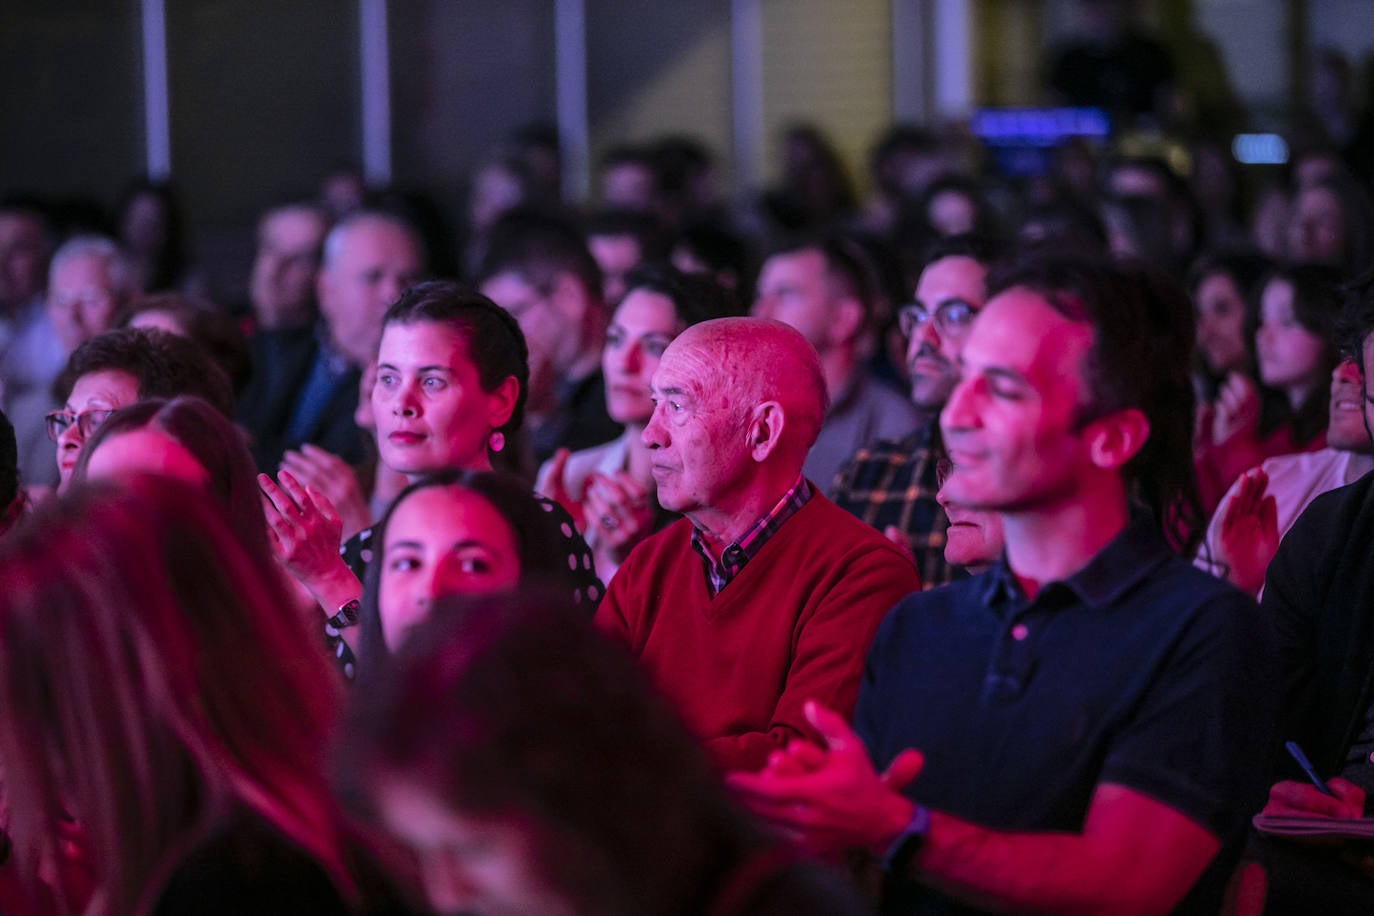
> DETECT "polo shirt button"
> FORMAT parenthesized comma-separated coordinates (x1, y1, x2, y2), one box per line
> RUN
(1011, 623, 1029, 641)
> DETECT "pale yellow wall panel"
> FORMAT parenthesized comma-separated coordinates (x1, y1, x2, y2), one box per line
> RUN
(590, 21, 733, 182)
(586, 0, 734, 192)
(760, 0, 894, 194)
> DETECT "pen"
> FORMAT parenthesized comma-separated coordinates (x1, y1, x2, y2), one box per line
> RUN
(1285, 740, 1335, 797)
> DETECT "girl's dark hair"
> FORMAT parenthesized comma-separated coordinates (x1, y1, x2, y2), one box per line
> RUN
(986, 254, 1205, 554)
(72, 396, 270, 566)
(381, 281, 529, 436)
(619, 262, 734, 328)
(1253, 263, 1344, 444)
(339, 589, 772, 914)
(357, 470, 569, 669)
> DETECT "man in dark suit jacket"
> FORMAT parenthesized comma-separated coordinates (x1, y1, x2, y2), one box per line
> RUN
(239, 210, 424, 470)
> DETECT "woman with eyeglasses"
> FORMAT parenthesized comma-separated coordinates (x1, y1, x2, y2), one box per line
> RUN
(48, 327, 232, 490)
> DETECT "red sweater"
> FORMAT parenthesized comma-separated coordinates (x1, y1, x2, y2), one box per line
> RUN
(595, 493, 921, 772)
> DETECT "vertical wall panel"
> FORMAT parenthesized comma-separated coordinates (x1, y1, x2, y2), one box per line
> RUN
(759, 0, 892, 196)
(585, 0, 733, 199)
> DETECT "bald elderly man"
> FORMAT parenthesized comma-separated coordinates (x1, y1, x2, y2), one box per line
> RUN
(595, 317, 921, 772)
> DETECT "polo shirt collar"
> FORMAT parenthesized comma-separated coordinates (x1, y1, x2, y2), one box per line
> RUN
(980, 516, 1172, 610)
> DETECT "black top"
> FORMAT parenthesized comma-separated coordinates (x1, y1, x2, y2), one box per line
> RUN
(152, 810, 417, 915)
(238, 324, 367, 471)
(530, 369, 623, 468)
(1262, 471, 1374, 792)
(856, 518, 1277, 914)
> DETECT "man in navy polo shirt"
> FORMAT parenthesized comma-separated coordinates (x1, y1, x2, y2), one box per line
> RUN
(731, 256, 1277, 914)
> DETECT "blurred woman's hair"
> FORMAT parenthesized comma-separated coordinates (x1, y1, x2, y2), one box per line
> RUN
(121, 293, 252, 396)
(339, 589, 786, 914)
(72, 396, 269, 566)
(619, 262, 734, 328)
(0, 477, 347, 913)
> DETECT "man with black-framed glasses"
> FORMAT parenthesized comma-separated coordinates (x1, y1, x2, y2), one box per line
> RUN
(830, 235, 1001, 589)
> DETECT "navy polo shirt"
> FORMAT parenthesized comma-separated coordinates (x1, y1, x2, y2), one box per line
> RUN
(856, 518, 1277, 914)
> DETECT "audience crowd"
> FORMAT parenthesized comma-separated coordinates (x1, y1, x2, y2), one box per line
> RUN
(8, 31, 1374, 914)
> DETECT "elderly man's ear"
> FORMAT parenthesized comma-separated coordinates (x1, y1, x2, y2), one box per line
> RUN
(746, 401, 787, 461)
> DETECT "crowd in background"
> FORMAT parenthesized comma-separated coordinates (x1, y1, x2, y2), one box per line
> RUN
(6, 6, 1374, 911)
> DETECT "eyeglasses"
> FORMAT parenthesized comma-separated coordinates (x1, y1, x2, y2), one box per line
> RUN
(44, 408, 115, 443)
(898, 300, 976, 339)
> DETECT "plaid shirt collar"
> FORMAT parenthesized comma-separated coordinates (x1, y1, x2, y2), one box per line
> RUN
(691, 475, 812, 596)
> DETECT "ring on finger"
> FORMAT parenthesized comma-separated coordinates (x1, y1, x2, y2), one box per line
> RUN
(601, 514, 620, 531)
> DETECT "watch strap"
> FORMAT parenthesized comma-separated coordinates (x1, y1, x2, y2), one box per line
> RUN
(880, 803, 931, 874)
(327, 597, 360, 630)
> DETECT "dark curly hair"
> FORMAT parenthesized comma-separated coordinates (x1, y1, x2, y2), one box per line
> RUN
(54, 326, 233, 417)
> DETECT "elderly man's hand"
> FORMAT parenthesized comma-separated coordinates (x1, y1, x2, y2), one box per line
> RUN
(726, 701, 923, 858)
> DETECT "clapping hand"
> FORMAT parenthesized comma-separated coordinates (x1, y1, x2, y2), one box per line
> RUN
(1214, 467, 1278, 596)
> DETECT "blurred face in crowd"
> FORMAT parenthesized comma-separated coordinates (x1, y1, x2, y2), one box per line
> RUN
(1193, 271, 1249, 377)
(602, 288, 682, 426)
(119, 192, 168, 255)
(372, 321, 518, 479)
(480, 270, 588, 415)
(48, 253, 123, 354)
(601, 162, 657, 213)
(378, 484, 521, 650)
(936, 470, 1005, 572)
(1256, 278, 1327, 405)
(1328, 357, 1371, 452)
(317, 217, 423, 367)
(470, 163, 526, 234)
(251, 206, 328, 329)
(927, 189, 978, 237)
(0, 212, 49, 311)
(902, 255, 988, 411)
(376, 779, 574, 916)
(1363, 333, 1374, 444)
(53, 369, 140, 487)
(751, 248, 835, 352)
(587, 233, 643, 307)
(1287, 185, 1347, 267)
(82, 428, 210, 489)
(940, 288, 1097, 514)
